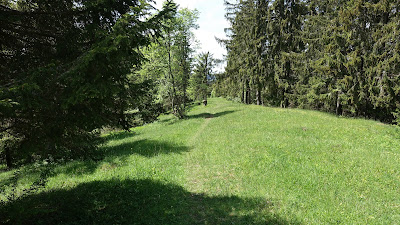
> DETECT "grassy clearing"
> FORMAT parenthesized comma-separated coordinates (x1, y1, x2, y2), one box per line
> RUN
(1, 98, 400, 224)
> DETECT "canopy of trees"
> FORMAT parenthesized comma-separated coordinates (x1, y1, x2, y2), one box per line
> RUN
(188, 52, 215, 103)
(5, 0, 396, 168)
(0, 0, 176, 167)
(137, 7, 201, 118)
(215, 0, 400, 123)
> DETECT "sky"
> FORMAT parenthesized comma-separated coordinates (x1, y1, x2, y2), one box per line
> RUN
(154, 0, 229, 70)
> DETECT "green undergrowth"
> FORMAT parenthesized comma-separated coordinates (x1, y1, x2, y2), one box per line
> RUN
(1, 98, 400, 224)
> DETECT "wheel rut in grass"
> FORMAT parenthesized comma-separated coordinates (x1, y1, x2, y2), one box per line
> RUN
(186, 113, 214, 222)
(188, 113, 213, 145)
(184, 112, 216, 217)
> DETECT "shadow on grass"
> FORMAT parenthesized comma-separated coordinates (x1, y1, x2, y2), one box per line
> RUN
(101, 139, 191, 158)
(48, 139, 191, 178)
(0, 179, 296, 225)
(102, 131, 137, 142)
(0, 135, 192, 198)
(188, 110, 236, 120)
(0, 172, 18, 193)
(158, 116, 178, 124)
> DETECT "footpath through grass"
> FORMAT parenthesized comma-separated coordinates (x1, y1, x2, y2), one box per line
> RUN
(1, 98, 400, 224)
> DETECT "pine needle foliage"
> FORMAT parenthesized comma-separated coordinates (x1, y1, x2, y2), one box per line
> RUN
(0, 0, 176, 167)
(218, 0, 400, 123)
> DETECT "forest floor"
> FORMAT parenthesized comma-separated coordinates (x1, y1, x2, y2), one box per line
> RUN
(1, 98, 400, 224)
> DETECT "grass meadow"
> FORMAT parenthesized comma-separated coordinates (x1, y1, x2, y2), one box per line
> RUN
(1, 98, 400, 224)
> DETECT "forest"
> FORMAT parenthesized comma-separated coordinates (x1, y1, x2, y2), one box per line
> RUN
(2, 0, 399, 167)
(0, 0, 216, 167)
(216, 0, 400, 123)
(1, 0, 400, 224)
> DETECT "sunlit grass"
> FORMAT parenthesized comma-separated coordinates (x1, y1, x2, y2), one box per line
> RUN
(1, 98, 400, 224)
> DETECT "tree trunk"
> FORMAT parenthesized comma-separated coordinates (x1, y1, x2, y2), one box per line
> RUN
(244, 86, 248, 104)
(336, 93, 342, 116)
(167, 30, 178, 116)
(245, 79, 251, 104)
(203, 53, 208, 104)
(256, 80, 262, 105)
(182, 47, 187, 109)
(241, 82, 245, 103)
(5, 146, 12, 168)
(183, 86, 186, 109)
(171, 96, 175, 114)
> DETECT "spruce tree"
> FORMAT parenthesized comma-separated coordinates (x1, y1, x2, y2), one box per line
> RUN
(0, 0, 175, 167)
(189, 52, 215, 102)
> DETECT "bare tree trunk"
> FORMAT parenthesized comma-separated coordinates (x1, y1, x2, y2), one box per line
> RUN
(182, 45, 187, 109)
(245, 79, 251, 104)
(204, 54, 209, 103)
(336, 92, 342, 116)
(256, 79, 262, 105)
(244, 86, 248, 104)
(167, 30, 178, 115)
(241, 81, 245, 103)
(183, 90, 186, 108)
(5, 146, 12, 168)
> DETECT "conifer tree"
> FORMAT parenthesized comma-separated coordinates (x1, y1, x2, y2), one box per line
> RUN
(0, 0, 175, 167)
(189, 52, 215, 102)
(218, 0, 400, 124)
(269, 0, 306, 107)
(222, 0, 271, 104)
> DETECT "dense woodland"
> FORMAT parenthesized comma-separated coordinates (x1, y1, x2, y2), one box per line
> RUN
(1, 0, 400, 168)
(215, 0, 400, 123)
(0, 0, 216, 167)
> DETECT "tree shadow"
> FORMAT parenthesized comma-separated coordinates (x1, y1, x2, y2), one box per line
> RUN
(0, 172, 19, 193)
(102, 131, 137, 142)
(0, 166, 10, 173)
(156, 113, 180, 123)
(0, 179, 297, 225)
(54, 160, 99, 176)
(0, 131, 137, 179)
(0, 137, 192, 197)
(101, 139, 191, 158)
(187, 110, 237, 120)
(47, 139, 191, 179)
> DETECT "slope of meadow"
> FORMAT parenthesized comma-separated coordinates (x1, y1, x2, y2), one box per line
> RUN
(1, 98, 399, 224)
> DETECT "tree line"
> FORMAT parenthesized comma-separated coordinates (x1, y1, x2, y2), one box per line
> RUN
(137, 5, 216, 119)
(0, 0, 214, 168)
(214, 0, 400, 123)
